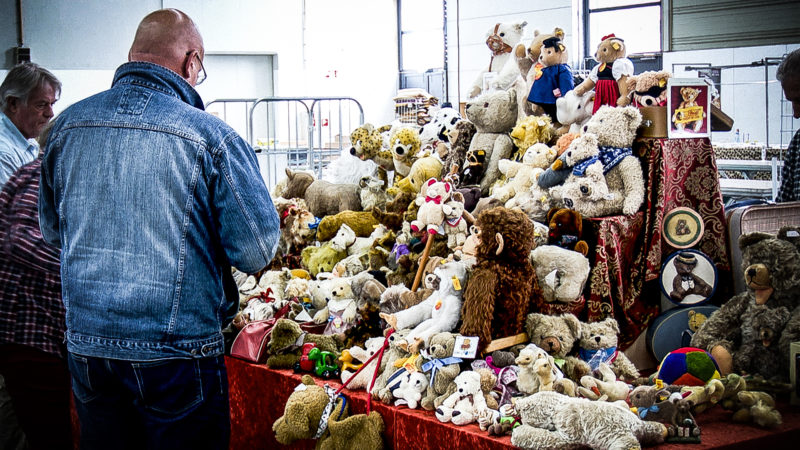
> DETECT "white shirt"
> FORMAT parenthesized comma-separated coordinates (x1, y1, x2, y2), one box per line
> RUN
(0, 111, 38, 188)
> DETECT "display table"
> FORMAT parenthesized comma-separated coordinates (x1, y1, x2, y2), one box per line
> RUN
(227, 356, 800, 449)
(584, 137, 731, 347)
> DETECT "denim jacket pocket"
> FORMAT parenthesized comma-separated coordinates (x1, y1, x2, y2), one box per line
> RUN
(131, 359, 204, 416)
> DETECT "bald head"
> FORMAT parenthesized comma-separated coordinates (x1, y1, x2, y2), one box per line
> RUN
(129, 9, 204, 83)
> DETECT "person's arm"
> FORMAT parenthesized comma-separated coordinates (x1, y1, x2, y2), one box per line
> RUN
(210, 132, 280, 274)
(38, 144, 61, 248)
(776, 131, 800, 202)
(0, 152, 19, 189)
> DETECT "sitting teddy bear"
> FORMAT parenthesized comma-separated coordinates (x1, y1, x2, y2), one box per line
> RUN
(691, 226, 800, 379)
(545, 207, 589, 256)
(573, 34, 634, 112)
(626, 70, 671, 107)
(435, 370, 490, 426)
(526, 36, 574, 122)
(266, 319, 340, 369)
(525, 313, 591, 382)
(578, 317, 640, 381)
(556, 89, 594, 134)
(669, 252, 714, 302)
(529, 244, 590, 305)
(493, 142, 556, 205)
(410, 178, 453, 234)
(464, 88, 518, 195)
(416, 331, 462, 411)
(442, 196, 469, 250)
(393, 371, 429, 409)
(672, 86, 706, 133)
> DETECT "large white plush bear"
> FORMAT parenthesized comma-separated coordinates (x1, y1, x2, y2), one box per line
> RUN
(529, 245, 591, 304)
(468, 21, 527, 99)
(464, 88, 518, 195)
(511, 391, 667, 450)
(494, 142, 556, 205)
(380, 260, 468, 354)
(556, 106, 644, 217)
(434, 371, 489, 426)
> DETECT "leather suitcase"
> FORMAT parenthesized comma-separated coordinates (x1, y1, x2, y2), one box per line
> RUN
(646, 305, 719, 362)
(726, 201, 800, 294)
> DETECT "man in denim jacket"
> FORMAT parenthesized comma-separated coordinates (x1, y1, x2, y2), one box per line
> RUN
(38, 9, 279, 449)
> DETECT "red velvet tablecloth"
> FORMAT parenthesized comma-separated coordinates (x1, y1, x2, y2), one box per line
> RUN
(583, 137, 731, 348)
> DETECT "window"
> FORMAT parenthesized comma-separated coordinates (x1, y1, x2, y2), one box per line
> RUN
(399, 0, 444, 72)
(584, 0, 661, 58)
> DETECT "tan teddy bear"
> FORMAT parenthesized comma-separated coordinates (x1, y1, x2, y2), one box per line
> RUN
(577, 317, 640, 381)
(514, 27, 566, 117)
(573, 34, 634, 113)
(672, 86, 706, 133)
(525, 313, 591, 382)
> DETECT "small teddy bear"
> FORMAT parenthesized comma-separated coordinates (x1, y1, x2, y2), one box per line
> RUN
(545, 207, 589, 256)
(393, 371, 429, 409)
(734, 304, 791, 379)
(314, 277, 358, 335)
(493, 142, 556, 205)
(417, 331, 462, 411)
(266, 319, 340, 369)
(529, 244, 590, 305)
(526, 36, 574, 122)
(669, 252, 714, 303)
(578, 317, 640, 381)
(573, 34, 634, 112)
(410, 178, 453, 235)
(626, 70, 671, 107)
(442, 196, 468, 250)
(525, 312, 591, 382)
(435, 370, 490, 426)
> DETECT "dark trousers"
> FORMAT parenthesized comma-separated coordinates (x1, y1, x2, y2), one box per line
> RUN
(67, 353, 230, 450)
(0, 344, 73, 450)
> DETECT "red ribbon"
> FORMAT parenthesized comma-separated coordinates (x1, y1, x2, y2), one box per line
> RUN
(336, 328, 394, 414)
(601, 33, 616, 41)
(425, 196, 442, 205)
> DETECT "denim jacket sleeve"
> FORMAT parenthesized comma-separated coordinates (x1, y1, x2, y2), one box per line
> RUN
(210, 132, 279, 274)
(38, 146, 61, 249)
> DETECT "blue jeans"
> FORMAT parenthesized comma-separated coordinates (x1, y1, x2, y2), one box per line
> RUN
(68, 353, 230, 450)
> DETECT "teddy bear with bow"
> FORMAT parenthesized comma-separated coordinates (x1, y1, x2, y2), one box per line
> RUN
(573, 33, 634, 113)
(410, 178, 453, 235)
(526, 36, 574, 122)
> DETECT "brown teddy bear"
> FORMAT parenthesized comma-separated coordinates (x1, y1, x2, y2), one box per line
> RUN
(460, 206, 535, 353)
(626, 70, 671, 107)
(525, 313, 591, 382)
(546, 207, 589, 256)
(691, 226, 800, 379)
(573, 34, 633, 113)
(273, 374, 385, 449)
(669, 252, 714, 302)
(282, 168, 362, 217)
(515, 27, 566, 117)
(526, 36, 573, 122)
(266, 319, 341, 369)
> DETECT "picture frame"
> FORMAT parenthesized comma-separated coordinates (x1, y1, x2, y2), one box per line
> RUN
(667, 78, 712, 139)
(662, 207, 705, 249)
(453, 335, 479, 359)
(659, 249, 717, 306)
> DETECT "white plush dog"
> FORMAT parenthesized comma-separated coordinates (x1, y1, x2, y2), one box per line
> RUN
(435, 371, 489, 426)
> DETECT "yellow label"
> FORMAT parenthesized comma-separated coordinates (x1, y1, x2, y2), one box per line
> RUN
(673, 106, 704, 124)
(452, 276, 462, 291)
(655, 378, 664, 389)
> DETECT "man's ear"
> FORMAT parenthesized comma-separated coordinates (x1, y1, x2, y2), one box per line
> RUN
(5, 96, 19, 113)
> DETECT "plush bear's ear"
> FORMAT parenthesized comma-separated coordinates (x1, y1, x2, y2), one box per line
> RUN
(426, 177, 437, 187)
(777, 226, 800, 250)
(562, 313, 581, 338)
(738, 231, 772, 251)
(553, 28, 564, 40)
(285, 167, 294, 179)
(602, 317, 620, 335)
(546, 207, 560, 224)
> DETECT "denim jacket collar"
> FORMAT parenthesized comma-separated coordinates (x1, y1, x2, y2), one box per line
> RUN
(112, 61, 205, 111)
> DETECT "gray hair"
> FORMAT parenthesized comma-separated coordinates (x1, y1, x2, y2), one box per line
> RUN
(777, 48, 800, 83)
(0, 62, 61, 112)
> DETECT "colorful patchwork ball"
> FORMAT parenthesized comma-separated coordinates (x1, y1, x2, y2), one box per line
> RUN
(655, 347, 720, 386)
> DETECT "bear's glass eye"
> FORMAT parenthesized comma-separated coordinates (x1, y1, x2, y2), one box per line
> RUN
(484, 102, 489, 108)
(500, 32, 505, 37)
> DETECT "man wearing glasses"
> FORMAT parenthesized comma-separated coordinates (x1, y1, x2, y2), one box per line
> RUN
(39, 9, 279, 449)
(0, 62, 60, 188)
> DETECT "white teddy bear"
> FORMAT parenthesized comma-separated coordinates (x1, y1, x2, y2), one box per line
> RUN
(494, 142, 556, 205)
(529, 244, 591, 304)
(435, 371, 489, 426)
(555, 90, 594, 134)
(311, 277, 357, 335)
(411, 178, 453, 235)
(393, 371, 429, 409)
(469, 21, 528, 98)
(380, 260, 468, 354)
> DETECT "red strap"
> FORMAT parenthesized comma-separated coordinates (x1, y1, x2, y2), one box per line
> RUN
(334, 329, 394, 414)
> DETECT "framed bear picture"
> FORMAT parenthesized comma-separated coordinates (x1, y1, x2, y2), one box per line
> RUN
(659, 249, 717, 306)
(667, 78, 711, 139)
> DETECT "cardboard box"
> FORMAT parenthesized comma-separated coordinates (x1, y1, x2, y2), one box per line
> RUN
(792, 342, 800, 406)
(637, 106, 667, 138)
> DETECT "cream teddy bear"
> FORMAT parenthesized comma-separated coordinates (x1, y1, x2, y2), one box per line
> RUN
(442, 197, 468, 250)
(573, 34, 634, 112)
(435, 371, 490, 426)
(410, 178, 453, 235)
(578, 317, 640, 381)
(393, 371, 429, 409)
(493, 142, 556, 205)
(469, 21, 527, 98)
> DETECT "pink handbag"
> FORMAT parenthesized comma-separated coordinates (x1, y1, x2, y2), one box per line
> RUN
(229, 303, 291, 363)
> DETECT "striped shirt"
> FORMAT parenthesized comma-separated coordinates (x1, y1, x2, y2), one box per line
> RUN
(777, 128, 800, 203)
(0, 156, 65, 358)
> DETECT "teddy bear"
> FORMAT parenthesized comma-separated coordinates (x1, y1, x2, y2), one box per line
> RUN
(691, 226, 800, 378)
(555, 90, 594, 134)
(301, 241, 348, 278)
(529, 244, 590, 305)
(266, 319, 340, 369)
(548, 159, 615, 219)
(514, 27, 566, 117)
(391, 155, 444, 195)
(626, 70, 671, 107)
(559, 105, 645, 217)
(459, 207, 535, 353)
(672, 86, 706, 133)
(316, 210, 381, 242)
(282, 168, 362, 217)
(273, 374, 385, 449)
(315, 277, 358, 335)
(735, 304, 792, 380)
(493, 142, 555, 205)
(464, 88, 518, 195)
(435, 370, 490, 426)
(511, 391, 667, 450)
(348, 123, 395, 184)
(468, 21, 527, 99)
(545, 207, 589, 256)
(370, 329, 411, 401)
(628, 385, 682, 427)
(669, 252, 714, 302)
(358, 175, 391, 211)
(525, 313, 592, 382)
(578, 317, 640, 381)
(415, 331, 462, 411)
(410, 178, 453, 235)
(526, 36, 573, 122)
(577, 362, 630, 402)
(573, 34, 634, 113)
(442, 119, 476, 183)
(340, 337, 386, 390)
(537, 131, 601, 190)
(388, 126, 422, 181)
(380, 260, 468, 354)
(392, 371, 429, 409)
(476, 367, 500, 410)
(442, 196, 468, 250)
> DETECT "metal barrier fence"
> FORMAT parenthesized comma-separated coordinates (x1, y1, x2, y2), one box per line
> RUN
(205, 97, 364, 189)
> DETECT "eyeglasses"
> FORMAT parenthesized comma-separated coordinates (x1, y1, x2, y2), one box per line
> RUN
(186, 50, 207, 85)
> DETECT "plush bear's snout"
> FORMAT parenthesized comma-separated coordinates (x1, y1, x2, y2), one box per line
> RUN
(541, 337, 561, 354)
(744, 263, 771, 288)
